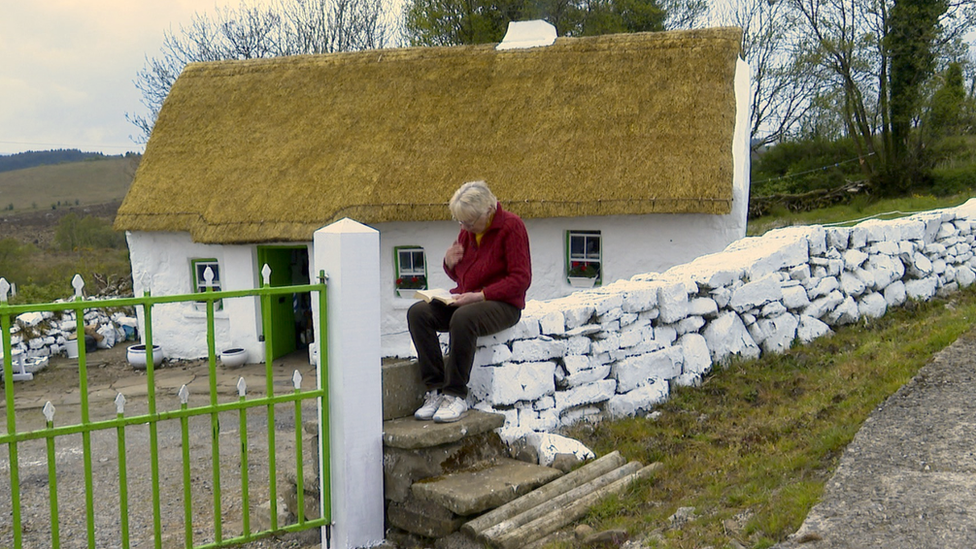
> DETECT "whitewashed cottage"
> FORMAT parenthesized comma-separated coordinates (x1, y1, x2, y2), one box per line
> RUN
(114, 25, 750, 361)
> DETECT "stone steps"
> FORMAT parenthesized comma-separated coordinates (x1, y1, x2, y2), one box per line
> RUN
(383, 408, 565, 541)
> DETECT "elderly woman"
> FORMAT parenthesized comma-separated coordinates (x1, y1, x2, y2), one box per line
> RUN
(408, 180, 532, 423)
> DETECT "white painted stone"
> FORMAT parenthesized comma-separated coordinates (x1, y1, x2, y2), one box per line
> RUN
(884, 280, 907, 307)
(591, 333, 620, 354)
(781, 285, 811, 310)
(563, 364, 612, 388)
(826, 227, 850, 250)
(789, 263, 811, 282)
(757, 313, 798, 354)
(956, 266, 976, 287)
(675, 316, 705, 335)
(657, 282, 692, 323)
(539, 311, 566, 336)
(839, 271, 866, 297)
(905, 277, 938, 300)
(16, 312, 43, 327)
(553, 380, 616, 413)
(655, 325, 677, 346)
(825, 295, 859, 325)
(688, 297, 719, 317)
(619, 313, 638, 326)
(469, 361, 556, 406)
(606, 379, 669, 417)
(803, 290, 845, 319)
(843, 248, 869, 270)
(674, 372, 702, 387)
(932, 258, 947, 275)
(475, 344, 513, 366)
(729, 273, 783, 313)
(924, 242, 947, 256)
(702, 311, 760, 363)
(747, 321, 766, 346)
(562, 304, 596, 330)
(562, 354, 594, 375)
(867, 241, 900, 256)
(526, 432, 595, 466)
(864, 254, 904, 289)
(611, 347, 684, 392)
(511, 337, 566, 362)
(857, 292, 887, 319)
(760, 301, 788, 318)
(678, 333, 711, 376)
(559, 406, 603, 428)
(619, 323, 652, 348)
(720, 226, 810, 279)
(796, 315, 831, 343)
(909, 252, 933, 278)
(807, 276, 839, 300)
(937, 222, 959, 240)
(710, 286, 732, 309)
(565, 335, 591, 356)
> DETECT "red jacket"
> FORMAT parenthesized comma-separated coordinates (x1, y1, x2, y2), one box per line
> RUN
(445, 203, 532, 309)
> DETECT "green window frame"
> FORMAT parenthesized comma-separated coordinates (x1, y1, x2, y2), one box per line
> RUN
(191, 258, 222, 310)
(394, 246, 428, 294)
(566, 230, 602, 284)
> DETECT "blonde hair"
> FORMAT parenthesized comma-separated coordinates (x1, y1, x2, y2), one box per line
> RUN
(449, 180, 497, 223)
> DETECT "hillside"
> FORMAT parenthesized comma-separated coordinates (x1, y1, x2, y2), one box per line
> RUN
(0, 149, 124, 173)
(0, 155, 138, 214)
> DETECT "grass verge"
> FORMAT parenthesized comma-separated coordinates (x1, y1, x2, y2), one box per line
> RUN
(554, 287, 976, 549)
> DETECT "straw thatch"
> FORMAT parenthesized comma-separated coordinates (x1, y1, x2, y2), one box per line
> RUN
(115, 27, 743, 244)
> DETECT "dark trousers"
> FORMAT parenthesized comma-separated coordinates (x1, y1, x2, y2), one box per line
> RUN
(407, 300, 521, 398)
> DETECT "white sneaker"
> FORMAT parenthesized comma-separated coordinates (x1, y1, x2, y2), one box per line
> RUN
(433, 394, 468, 423)
(414, 391, 443, 420)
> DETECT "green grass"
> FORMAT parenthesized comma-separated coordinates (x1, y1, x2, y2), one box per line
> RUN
(555, 289, 976, 548)
(0, 156, 136, 213)
(747, 192, 975, 236)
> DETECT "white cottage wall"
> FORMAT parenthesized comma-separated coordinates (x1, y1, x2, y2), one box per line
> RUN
(125, 231, 264, 360)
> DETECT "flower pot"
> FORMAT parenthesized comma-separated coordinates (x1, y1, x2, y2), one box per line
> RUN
(220, 348, 248, 368)
(397, 288, 419, 298)
(65, 338, 79, 359)
(567, 276, 597, 288)
(127, 344, 163, 370)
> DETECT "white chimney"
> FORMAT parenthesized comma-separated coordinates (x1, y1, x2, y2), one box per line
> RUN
(496, 20, 557, 51)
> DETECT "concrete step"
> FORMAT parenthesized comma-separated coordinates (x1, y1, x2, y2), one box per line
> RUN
(412, 458, 563, 517)
(382, 359, 425, 421)
(383, 409, 505, 450)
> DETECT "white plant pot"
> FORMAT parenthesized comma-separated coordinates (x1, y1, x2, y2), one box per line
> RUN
(127, 344, 164, 370)
(220, 348, 249, 368)
(567, 276, 597, 288)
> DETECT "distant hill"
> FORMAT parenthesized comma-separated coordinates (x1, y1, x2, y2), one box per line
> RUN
(0, 155, 139, 214)
(0, 149, 139, 173)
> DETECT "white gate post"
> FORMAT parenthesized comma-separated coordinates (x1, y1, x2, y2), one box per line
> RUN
(313, 219, 384, 548)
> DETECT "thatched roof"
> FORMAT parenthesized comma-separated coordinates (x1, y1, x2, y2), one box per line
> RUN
(115, 27, 743, 244)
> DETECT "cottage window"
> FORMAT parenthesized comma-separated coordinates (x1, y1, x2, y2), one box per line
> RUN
(567, 231, 601, 285)
(191, 258, 222, 311)
(394, 246, 428, 296)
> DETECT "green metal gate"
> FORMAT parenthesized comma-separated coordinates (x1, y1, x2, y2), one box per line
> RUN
(0, 269, 330, 548)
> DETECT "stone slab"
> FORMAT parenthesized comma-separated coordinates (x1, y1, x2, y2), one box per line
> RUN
(411, 458, 563, 516)
(387, 497, 464, 538)
(384, 410, 505, 450)
(383, 359, 426, 421)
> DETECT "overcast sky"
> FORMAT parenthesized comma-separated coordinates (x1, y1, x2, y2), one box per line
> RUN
(0, 1, 236, 156)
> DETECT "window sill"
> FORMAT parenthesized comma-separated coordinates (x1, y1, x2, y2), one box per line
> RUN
(392, 296, 419, 310)
(183, 308, 230, 320)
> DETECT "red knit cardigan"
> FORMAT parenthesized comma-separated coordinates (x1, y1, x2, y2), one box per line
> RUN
(444, 203, 532, 309)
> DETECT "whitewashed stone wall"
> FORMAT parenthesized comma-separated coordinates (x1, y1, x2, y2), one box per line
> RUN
(3, 300, 137, 360)
(467, 200, 976, 443)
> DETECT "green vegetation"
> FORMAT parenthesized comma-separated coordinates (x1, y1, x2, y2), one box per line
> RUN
(0, 156, 136, 213)
(555, 289, 976, 548)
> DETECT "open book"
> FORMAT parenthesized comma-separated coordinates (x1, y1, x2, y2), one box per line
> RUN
(413, 288, 456, 305)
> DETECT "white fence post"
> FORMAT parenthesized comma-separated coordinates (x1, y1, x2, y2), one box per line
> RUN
(313, 219, 384, 548)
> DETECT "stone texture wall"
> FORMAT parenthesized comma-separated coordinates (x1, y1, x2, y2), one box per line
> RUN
(466, 200, 976, 443)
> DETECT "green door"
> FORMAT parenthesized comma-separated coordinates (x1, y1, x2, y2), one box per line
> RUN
(257, 246, 309, 360)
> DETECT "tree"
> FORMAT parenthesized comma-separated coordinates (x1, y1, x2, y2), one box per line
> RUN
(128, 0, 392, 143)
(712, 0, 820, 150)
(785, 0, 973, 194)
(402, 0, 670, 47)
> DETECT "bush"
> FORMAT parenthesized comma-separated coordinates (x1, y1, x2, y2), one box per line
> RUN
(930, 163, 976, 196)
(54, 213, 127, 251)
(752, 138, 866, 196)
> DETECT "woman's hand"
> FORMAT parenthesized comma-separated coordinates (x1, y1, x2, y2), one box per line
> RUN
(451, 291, 485, 306)
(445, 241, 464, 269)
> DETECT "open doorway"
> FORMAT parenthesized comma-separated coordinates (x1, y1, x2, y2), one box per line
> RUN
(256, 246, 311, 360)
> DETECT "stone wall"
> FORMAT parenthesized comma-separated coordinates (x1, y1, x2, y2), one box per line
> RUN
(466, 200, 976, 443)
(5, 299, 137, 360)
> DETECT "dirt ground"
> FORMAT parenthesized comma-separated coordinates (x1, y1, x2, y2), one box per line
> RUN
(0, 344, 325, 549)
